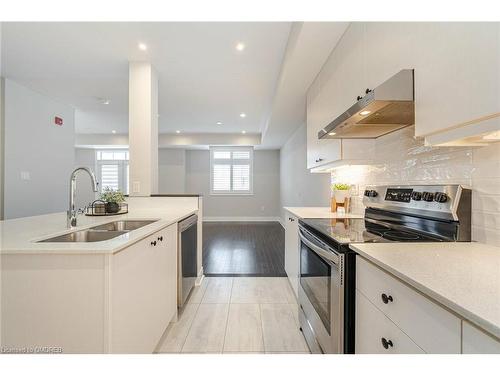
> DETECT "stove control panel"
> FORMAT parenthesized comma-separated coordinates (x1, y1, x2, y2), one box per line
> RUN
(364, 188, 450, 204)
(362, 185, 470, 222)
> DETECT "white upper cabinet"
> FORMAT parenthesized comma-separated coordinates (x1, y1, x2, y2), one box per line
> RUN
(413, 23, 500, 138)
(306, 23, 368, 170)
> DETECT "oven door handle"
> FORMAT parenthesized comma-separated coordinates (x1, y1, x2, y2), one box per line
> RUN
(299, 231, 339, 265)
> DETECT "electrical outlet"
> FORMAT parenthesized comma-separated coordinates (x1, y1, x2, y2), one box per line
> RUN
(132, 181, 140, 194)
(350, 184, 359, 196)
(20, 171, 31, 180)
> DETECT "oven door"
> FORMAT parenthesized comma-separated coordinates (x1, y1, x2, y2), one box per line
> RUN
(298, 226, 344, 354)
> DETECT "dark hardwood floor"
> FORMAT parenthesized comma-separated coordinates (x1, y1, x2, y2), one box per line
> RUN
(202, 221, 286, 277)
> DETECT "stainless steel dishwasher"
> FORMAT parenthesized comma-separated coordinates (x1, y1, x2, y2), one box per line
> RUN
(178, 214, 198, 307)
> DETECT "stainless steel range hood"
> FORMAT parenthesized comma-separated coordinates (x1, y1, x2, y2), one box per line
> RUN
(318, 69, 415, 139)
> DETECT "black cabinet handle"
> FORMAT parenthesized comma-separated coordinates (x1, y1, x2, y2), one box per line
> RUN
(357, 95, 362, 101)
(381, 293, 393, 304)
(151, 240, 157, 246)
(365, 88, 372, 94)
(158, 236, 163, 242)
(289, 218, 295, 222)
(315, 158, 324, 163)
(381, 337, 393, 350)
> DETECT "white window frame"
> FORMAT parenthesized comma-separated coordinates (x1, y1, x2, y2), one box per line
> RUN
(95, 149, 129, 195)
(210, 146, 254, 196)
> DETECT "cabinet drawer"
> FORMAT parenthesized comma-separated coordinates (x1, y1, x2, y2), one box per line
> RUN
(356, 256, 461, 353)
(356, 290, 424, 354)
(462, 321, 500, 354)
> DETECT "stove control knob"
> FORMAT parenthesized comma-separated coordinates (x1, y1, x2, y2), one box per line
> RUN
(422, 192, 434, 202)
(411, 191, 422, 201)
(365, 190, 378, 198)
(434, 192, 448, 203)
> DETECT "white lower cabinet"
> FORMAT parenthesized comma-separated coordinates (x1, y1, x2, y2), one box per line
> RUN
(462, 321, 500, 354)
(111, 224, 177, 353)
(356, 290, 424, 354)
(356, 256, 500, 354)
(356, 256, 461, 353)
(284, 213, 299, 298)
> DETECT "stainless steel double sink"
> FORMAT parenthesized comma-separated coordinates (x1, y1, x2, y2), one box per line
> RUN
(38, 220, 158, 243)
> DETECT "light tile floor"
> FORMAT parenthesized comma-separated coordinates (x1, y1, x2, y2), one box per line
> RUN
(157, 277, 310, 354)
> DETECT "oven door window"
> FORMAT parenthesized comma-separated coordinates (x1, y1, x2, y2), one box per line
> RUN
(300, 239, 332, 334)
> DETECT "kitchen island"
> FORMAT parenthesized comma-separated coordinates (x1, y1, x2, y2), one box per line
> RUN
(1, 196, 202, 353)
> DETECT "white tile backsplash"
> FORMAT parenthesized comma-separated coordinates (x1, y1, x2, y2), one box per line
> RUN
(331, 126, 500, 246)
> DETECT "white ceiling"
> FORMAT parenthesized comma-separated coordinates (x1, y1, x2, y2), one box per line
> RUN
(1, 22, 291, 136)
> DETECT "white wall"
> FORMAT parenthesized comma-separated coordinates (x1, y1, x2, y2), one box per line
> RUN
(330, 126, 500, 246)
(185, 149, 281, 219)
(74, 148, 98, 209)
(3, 79, 75, 219)
(279, 123, 331, 222)
(0, 23, 4, 220)
(0, 78, 4, 221)
(159, 148, 186, 194)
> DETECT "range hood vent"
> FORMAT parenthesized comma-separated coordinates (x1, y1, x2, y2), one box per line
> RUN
(318, 69, 415, 139)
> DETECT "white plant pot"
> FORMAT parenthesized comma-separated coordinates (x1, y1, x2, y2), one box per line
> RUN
(334, 190, 350, 203)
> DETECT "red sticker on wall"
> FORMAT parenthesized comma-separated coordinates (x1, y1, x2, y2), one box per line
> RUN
(54, 116, 63, 126)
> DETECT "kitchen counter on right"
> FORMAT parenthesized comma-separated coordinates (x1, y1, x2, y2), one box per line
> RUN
(350, 242, 500, 340)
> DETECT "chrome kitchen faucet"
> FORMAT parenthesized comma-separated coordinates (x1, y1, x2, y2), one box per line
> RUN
(68, 167, 98, 229)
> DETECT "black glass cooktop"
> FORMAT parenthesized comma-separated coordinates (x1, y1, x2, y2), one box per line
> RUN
(300, 218, 443, 245)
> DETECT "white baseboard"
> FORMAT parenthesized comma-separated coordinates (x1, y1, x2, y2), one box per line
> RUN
(203, 216, 281, 222)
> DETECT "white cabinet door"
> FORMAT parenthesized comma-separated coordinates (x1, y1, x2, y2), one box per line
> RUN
(414, 23, 500, 137)
(284, 213, 299, 298)
(462, 321, 500, 354)
(306, 23, 369, 170)
(356, 290, 425, 354)
(111, 225, 177, 353)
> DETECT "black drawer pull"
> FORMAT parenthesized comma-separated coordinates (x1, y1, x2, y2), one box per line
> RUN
(381, 337, 393, 350)
(151, 240, 157, 246)
(158, 236, 163, 242)
(381, 293, 393, 304)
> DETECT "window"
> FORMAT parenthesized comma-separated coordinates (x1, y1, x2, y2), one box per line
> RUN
(210, 147, 253, 195)
(96, 150, 129, 194)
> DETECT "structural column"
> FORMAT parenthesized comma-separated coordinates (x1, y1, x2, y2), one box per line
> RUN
(128, 62, 159, 196)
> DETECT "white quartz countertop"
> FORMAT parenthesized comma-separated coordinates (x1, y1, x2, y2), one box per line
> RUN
(350, 242, 500, 339)
(0, 197, 199, 255)
(284, 206, 364, 219)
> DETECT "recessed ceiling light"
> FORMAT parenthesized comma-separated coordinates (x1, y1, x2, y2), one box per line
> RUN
(112, 130, 117, 134)
(329, 132, 336, 136)
(242, 130, 246, 134)
(176, 130, 181, 134)
(359, 110, 371, 116)
(235, 42, 245, 51)
(216, 121, 222, 125)
(240, 113, 246, 118)
(138, 43, 148, 51)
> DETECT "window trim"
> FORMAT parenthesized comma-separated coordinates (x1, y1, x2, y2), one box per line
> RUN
(209, 146, 254, 196)
(95, 149, 129, 195)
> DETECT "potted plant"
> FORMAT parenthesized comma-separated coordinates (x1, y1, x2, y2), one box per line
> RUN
(331, 183, 351, 213)
(100, 187, 125, 214)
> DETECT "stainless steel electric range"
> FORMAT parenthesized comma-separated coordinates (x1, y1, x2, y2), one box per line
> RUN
(297, 184, 472, 354)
